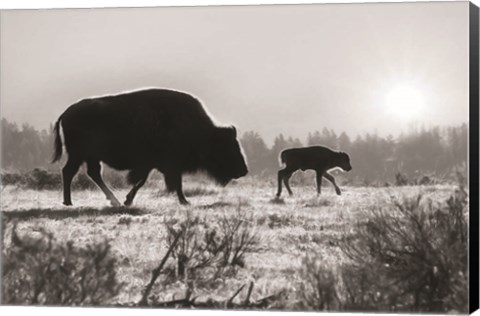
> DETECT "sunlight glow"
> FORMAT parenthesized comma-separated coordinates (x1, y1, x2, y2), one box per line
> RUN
(385, 85, 425, 120)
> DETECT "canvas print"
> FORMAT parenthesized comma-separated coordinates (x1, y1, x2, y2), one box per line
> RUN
(0, 1, 478, 313)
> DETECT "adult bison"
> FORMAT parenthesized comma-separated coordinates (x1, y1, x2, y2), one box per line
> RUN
(52, 88, 248, 206)
(276, 146, 351, 197)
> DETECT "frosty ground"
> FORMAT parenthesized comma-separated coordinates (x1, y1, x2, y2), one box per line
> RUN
(0, 176, 457, 307)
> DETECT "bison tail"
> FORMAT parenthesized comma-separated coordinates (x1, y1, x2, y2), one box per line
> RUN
(51, 118, 63, 163)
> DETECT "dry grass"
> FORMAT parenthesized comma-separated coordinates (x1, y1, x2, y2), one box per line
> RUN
(0, 179, 460, 309)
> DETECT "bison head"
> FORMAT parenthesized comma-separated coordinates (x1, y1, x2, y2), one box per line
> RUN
(205, 126, 248, 185)
(338, 152, 352, 171)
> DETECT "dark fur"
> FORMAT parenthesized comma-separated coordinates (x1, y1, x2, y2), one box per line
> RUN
(52, 88, 248, 205)
(276, 146, 352, 197)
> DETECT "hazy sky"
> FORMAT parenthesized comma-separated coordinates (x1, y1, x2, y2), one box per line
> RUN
(0, 2, 469, 143)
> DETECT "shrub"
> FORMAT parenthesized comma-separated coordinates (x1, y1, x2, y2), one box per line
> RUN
(1, 172, 23, 187)
(337, 263, 387, 311)
(395, 172, 409, 186)
(296, 182, 468, 313)
(1, 169, 62, 190)
(296, 256, 340, 311)
(338, 183, 468, 313)
(2, 225, 122, 306)
(25, 168, 62, 190)
(216, 212, 258, 268)
(165, 210, 258, 284)
(416, 174, 436, 185)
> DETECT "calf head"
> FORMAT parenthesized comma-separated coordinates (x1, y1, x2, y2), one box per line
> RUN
(205, 126, 248, 185)
(338, 152, 352, 171)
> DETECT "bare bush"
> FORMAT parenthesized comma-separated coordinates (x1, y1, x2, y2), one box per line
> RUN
(0, 168, 62, 190)
(165, 209, 258, 284)
(2, 225, 122, 306)
(338, 183, 468, 313)
(137, 228, 283, 309)
(296, 182, 468, 313)
(296, 256, 340, 311)
(337, 263, 387, 311)
(395, 172, 409, 186)
(217, 212, 258, 268)
(1, 172, 24, 187)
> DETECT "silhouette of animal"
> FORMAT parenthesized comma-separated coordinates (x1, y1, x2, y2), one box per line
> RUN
(276, 146, 352, 197)
(52, 88, 248, 206)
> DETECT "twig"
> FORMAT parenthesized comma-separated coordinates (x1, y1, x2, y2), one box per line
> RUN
(153, 297, 194, 307)
(139, 232, 182, 306)
(155, 297, 195, 307)
(142, 282, 282, 309)
(244, 281, 254, 305)
(254, 295, 275, 307)
(227, 284, 245, 307)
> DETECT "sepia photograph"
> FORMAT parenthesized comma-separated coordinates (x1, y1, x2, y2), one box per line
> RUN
(0, 0, 478, 314)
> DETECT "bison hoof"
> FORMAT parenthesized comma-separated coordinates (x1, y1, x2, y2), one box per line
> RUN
(63, 201, 72, 206)
(335, 189, 342, 196)
(124, 199, 133, 206)
(179, 199, 190, 205)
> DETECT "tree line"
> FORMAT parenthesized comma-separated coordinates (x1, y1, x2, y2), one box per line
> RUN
(1, 118, 468, 184)
(239, 125, 467, 184)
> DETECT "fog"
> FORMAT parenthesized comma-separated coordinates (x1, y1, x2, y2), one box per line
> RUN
(0, 2, 469, 143)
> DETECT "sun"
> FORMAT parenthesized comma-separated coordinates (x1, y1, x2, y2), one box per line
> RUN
(385, 85, 425, 120)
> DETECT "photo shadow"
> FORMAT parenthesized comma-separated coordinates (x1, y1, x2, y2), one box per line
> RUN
(198, 201, 233, 209)
(2, 206, 147, 222)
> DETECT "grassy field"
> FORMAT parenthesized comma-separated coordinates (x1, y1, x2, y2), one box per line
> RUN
(0, 176, 463, 310)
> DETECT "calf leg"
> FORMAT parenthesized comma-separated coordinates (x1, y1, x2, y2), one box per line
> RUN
(277, 169, 286, 197)
(283, 172, 294, 196)
(164, 171, 189, 205)
(86, 160, 121, 206)
(124, 171, 149, 206)
(62, 158, 82, 206)
(316, 171, 323, 195)
(323, 172, 341, 195)
(277, 168, 296, 197)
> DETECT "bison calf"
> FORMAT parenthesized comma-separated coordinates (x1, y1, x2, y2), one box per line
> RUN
(52, 88, 248, 206)
(276, 146, 352, 197)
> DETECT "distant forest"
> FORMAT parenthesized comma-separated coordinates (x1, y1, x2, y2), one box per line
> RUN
(1, 118, 468, 184)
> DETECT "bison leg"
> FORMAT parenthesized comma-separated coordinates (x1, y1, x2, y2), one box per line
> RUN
(176, 183, 189, 205)
(124, 172, 149, 206)
(164, 171, 189, 205)
(62, 158, 82, 206)
(86, 160, 121, 206)
(323, 172, 341, 195)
